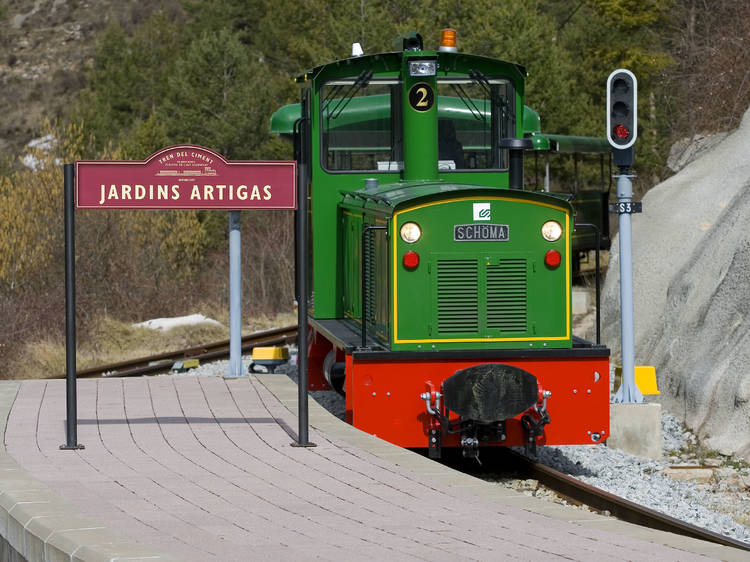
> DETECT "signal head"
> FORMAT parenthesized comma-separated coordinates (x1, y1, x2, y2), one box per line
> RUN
(606, 69, 637, 149)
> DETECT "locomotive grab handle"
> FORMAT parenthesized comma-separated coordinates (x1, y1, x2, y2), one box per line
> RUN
(572, 222, 602, 345)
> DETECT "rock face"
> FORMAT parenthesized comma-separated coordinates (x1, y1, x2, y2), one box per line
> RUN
(602, 107, 750, 460)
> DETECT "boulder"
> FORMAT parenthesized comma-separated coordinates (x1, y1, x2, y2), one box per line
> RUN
(602, 107, 750, 460)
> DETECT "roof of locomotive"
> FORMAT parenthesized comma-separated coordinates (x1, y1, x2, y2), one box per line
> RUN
(293, 49, 526, 85)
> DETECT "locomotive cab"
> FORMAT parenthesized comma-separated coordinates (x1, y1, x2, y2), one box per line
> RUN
(271, 30, 610, 460)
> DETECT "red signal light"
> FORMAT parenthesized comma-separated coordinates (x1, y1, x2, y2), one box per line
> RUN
(606, 69, 637, 149)
(614, 124, 630, 139)
(403, 251, 420, 269)
(544, 249, 561, 268)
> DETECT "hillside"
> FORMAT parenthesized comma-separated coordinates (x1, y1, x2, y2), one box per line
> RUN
(0, 0, 181, 159)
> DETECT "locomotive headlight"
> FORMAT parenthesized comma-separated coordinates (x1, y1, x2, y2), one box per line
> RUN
(409, 60, 436, 76)
(400, 222, 422, 243)
(541, 220, 563, 242)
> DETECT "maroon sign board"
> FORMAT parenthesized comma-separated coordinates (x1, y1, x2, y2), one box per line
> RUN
(76, 145, 296, 210)
(62, 146, 301, 450)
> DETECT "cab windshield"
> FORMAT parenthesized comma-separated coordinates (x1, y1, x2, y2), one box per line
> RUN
(321, 76, 401, 172)
(320, 74, 514, 172)
(436, 77, 513, 171)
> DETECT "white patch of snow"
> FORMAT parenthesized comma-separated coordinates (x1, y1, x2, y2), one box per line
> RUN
(133, 314, 223, 331)
(21, 134, 59, 170)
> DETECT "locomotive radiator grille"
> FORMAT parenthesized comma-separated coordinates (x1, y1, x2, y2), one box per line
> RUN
(436, 258, 528, 336)
(486, 259, 527, 332)
(437, 260, 479, 333)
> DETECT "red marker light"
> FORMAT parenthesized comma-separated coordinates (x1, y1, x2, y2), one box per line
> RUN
(544, 249, 561, 268)
(403, 251, 420, 269)
(614, 124, 630, 139)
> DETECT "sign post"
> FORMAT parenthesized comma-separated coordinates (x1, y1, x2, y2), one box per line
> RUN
(61, 164, 84, 450)
(226, 210, 244, 378)
(66, 146, 297, 445)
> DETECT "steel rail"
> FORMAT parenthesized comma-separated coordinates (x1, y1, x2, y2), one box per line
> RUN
(505, 449, 750, 552)
(54, 325, 298, 379)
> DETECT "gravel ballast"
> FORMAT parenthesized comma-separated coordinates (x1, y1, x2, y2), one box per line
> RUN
(532, 414, 750, 545)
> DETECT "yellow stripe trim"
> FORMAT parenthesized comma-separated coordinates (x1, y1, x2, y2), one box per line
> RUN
(392, 195, 571, 344)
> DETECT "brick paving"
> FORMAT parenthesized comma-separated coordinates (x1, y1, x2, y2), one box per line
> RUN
(1, 374, 733, 561)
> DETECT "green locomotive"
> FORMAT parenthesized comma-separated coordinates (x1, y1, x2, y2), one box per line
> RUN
(272, 30, 610, 459)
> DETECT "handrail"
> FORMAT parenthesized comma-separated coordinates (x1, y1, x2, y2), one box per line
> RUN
(573, 222, 602, 345)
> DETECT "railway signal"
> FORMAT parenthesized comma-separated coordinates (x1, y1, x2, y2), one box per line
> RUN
(606, 69, 643, 404)
(606, 69, 637, 150)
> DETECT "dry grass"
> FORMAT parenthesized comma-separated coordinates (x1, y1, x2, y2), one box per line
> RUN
(10, 310, 297, 379)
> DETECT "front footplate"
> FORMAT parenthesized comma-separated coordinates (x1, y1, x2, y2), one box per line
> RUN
(421, 363, 551, 462)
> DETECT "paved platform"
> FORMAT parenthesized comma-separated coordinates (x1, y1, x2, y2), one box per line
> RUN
(0, 374, 744, 561)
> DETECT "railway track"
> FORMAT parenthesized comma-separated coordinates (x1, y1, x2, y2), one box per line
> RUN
(446, 448, 750, 553)
(55, 325, 297, 379)
(511, 450, 750, 551)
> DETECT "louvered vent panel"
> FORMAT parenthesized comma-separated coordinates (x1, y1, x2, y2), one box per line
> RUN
(487, 259, 527, 332)
(437, 260, 478, 333)
(364, 232, 377, 326)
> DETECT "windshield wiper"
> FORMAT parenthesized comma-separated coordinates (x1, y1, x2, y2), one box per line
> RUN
(323, 70, 373, 120)
(469, 69, 506, 112)
(450, 81, 487, 122)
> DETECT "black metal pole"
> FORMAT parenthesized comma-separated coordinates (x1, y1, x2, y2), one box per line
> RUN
(500, 138, 533, 190)
(293, 167, 314, 447)
(61, 164, 83, 450)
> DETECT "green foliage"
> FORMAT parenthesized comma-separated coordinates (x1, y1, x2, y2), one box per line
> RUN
(586, 0, 668, 27)
(68, 0, 676, 167)
(541, 0, 674, 182)
(3, 0, 747, 374)
(119, 113, 170, 160)
(182, 0, 267, 43)
(250, 0, 394, 74)
(159, 29, 291, 159)
(71, 13, 183, 153)
(0, 121, 86, 293)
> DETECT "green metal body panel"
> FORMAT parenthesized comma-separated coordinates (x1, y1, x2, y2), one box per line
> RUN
(392, 190, 571, 351)
(528, 133, 610, 154)
(526, 132, 612, 255)
(401, 52, 439, 181)
(301, 50, 526, 319)
(269, 37, 612, 452)
(339, 183, 572, 351)
(276, 44, 589, 352)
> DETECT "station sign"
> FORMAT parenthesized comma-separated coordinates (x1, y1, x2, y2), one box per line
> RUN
(76, 145, 296, 209)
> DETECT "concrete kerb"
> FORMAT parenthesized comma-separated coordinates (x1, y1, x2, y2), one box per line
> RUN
(0, 381, 174, 562)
